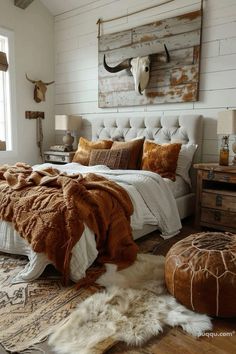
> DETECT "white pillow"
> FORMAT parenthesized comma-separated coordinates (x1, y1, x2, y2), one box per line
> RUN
(176, 144, 198, 186)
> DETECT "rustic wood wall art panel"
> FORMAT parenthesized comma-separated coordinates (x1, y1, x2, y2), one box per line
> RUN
(98, 10, 202, 108)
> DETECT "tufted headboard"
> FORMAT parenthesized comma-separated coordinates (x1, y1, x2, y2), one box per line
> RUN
(92, 114, 203, 163)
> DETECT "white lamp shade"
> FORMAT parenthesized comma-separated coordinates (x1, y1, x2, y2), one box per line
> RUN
(55, 115, 82, 131)
(217, 110, 236, 135)
(68, 115, 82, 131)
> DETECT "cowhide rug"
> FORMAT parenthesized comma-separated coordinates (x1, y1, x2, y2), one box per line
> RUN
(49, 254, 212, 354)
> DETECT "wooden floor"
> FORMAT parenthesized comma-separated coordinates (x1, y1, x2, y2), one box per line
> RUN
(106, 317, 236, 354)
(0, 218, 235, 354)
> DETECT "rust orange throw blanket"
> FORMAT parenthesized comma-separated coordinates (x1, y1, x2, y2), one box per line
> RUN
(0, 163, 138, 282)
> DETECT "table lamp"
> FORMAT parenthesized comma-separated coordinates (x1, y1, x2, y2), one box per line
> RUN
(217, 110, 236, 166)
(55, 115, 82, 151)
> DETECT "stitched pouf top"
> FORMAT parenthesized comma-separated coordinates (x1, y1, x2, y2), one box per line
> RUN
(165, 232, 236, 317)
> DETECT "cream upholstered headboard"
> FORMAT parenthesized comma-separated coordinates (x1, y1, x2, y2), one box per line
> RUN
(92, 115, 203, 163)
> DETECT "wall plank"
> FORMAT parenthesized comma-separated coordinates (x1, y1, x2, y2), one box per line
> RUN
(220, 37, 236, 55)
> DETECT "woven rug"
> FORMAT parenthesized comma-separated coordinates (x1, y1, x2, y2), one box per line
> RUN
(0, 252, 98, 353)
(0, 232, 162, 353)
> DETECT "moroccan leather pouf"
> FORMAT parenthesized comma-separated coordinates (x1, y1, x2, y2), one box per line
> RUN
(165, 232, 236, 317)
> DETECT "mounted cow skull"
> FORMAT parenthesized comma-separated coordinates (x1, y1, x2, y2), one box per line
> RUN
(26, 74, 55, 103)
(103, 44, 170, 95)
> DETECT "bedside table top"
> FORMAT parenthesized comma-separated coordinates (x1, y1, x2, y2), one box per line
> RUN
(193, 163, 236, 173)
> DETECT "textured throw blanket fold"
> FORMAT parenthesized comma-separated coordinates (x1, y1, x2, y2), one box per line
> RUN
(0, 163, 138, 283)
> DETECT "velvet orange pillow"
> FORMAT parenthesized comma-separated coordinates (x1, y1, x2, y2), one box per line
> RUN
(111, 138, 144, 169)
(141, 141, 181, 180)
(73, 137, 113, 165)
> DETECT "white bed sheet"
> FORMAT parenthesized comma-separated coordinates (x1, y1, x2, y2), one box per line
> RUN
(0, 163, 184, 283)
(164, 176, 190, 199)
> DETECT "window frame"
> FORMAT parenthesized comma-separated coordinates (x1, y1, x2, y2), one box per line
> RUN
(0, 26, 17, 161)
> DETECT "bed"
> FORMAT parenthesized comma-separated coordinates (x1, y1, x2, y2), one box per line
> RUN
(0, 114, 202, 283)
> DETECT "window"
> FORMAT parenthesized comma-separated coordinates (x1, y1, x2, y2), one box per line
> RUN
(0, 27, 16, 154)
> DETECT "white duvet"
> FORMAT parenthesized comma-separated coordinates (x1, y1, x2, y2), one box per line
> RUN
(0, 163, 181, 283)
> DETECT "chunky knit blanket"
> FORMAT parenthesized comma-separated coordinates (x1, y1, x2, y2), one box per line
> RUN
(0, 163, 138, 283)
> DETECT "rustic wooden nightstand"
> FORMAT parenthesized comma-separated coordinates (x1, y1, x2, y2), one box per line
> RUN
(43, 151, 75, 164)
(193, 163, 236, 233)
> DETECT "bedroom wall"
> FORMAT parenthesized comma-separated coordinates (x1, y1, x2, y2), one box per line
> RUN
(54, 0, 236, 163)
(0, 0, 54, 165)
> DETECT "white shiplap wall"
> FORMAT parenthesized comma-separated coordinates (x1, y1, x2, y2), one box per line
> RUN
(54, 0, 236, 162)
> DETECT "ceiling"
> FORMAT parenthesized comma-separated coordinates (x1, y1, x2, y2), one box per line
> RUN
(39, 0, 95, 16)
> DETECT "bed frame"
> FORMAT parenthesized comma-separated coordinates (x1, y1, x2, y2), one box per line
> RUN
(92, 114, 203, 238)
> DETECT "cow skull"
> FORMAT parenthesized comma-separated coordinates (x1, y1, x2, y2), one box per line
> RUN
(103, 44, 170, 95)
(26, 74, 55, 102)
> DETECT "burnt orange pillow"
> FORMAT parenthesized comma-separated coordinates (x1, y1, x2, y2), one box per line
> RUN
(141, 141, 181, 180)
(73, 137, 113, 165)
(111, 138, 144, 169)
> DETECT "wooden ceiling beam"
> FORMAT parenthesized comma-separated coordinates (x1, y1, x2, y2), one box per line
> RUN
(14, 0, 34, 10)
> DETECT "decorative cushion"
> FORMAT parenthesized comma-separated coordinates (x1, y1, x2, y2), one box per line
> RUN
(165, 232, 236, 317)
(176, 144, 198, 186)
(111, 138, 144, 169)
(141, 141, 181, 181)
(89, 148, 130, 169)
(73, 137, 113, 165)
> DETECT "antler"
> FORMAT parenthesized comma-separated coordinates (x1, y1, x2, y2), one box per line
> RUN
(25, 73, 36, 84)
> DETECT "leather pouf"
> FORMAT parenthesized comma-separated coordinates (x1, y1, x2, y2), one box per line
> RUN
(165, 232, 236, 317)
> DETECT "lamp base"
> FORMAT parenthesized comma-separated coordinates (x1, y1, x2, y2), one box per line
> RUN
(62, 132, 74, 151)
(219, 136, 229, 166)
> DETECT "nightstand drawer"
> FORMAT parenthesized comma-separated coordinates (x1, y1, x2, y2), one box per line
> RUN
(202, 190, 236, 212)
(202, 170, 236, 183)
(201, 208, 236, 229)
(44, 151, 75, 164)
(44, 154, 68, 163)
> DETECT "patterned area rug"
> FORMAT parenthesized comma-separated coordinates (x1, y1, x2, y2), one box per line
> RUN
(0, 232, 163, 353)
(0, 252, 97, 353)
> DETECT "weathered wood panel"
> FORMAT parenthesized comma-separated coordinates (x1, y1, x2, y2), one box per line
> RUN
(98, 9, 202, 107)
(99, 83, 198, 107)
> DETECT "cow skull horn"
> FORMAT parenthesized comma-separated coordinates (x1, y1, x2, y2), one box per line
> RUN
(164, 44, 170, 62)
(25, 73, 36, 84)
(43, 80, 55, 86)
(103, 55, 131, 73)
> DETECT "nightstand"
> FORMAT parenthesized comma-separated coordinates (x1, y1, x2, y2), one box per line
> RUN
(194, 163, 236, 233)
(43, 151, 75, 164)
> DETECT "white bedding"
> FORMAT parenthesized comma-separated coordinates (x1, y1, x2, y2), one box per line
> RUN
(0, 163, 182, 283)
(164, 176, 190, 199)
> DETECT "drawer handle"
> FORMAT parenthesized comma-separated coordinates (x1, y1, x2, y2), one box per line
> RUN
(62, 156, 65, 161)
(216, 195, 223, 207)
(223, 175, 230, 182)
(207, 170, 214, 180)
(214, 211, 221, 221)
